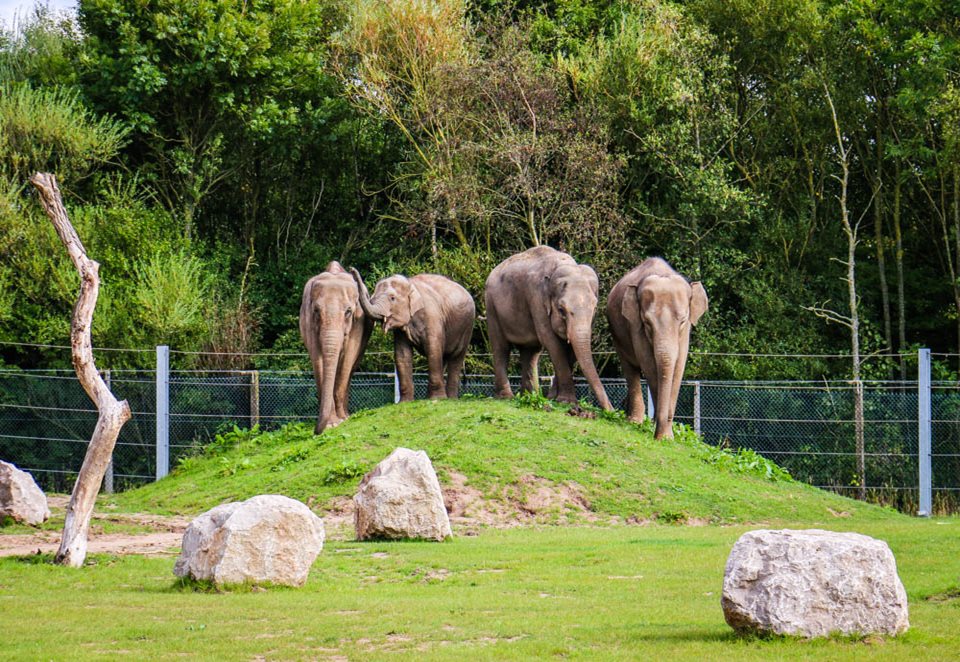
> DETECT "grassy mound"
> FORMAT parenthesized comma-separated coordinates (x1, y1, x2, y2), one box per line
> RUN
(105, 397, 900, 525)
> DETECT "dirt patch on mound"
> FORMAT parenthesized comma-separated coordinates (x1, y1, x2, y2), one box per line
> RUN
(443, 471, 598, 531)
(314, 471, 600, 538)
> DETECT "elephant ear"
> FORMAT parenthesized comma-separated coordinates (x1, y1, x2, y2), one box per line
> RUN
(620, 284, 641, 327)
(408, 282, 425, 318)
(690, 282, 708, 325)
(578, 264, 600, 296)
(541, 274, 553, 317)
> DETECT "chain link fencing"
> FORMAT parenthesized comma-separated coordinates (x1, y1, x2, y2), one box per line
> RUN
(2, 367, 958, 513)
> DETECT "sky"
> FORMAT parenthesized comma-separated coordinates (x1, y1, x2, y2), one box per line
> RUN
(0, 0, 76, 32)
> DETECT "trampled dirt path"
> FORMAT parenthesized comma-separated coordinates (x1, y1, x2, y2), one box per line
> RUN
(1, 476, 620, 558)
(0, 496, 188, 559)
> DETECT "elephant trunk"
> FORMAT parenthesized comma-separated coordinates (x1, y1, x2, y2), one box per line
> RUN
(570, 328, 612, 411)
(654, 346, 677, 439)
(351, 269, 384, 322)
(318, 326, 345, 432)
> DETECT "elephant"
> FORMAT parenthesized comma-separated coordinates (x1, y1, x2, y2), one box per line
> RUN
(606, 257, 708, 439)
(484, 246, 613, 410)
(351, 269, 476, 400)
(299, 261, 373, 434)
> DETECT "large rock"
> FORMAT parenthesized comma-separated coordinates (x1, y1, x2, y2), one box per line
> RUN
(354, 447, 451, 541)
(722, 529, 909, 638)
(0, 460, 50, 526)
(174, 495, 324, 587)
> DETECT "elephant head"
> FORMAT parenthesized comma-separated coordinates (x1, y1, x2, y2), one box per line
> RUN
(544, 263, 612, 410)
(622, 274, 707, 438)
(299, 261, 362, 433)
(351, 269, 424, 333)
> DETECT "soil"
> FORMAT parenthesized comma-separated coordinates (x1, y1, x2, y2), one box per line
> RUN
(0, 495, 188, 558)
(0, 474, 614, 558)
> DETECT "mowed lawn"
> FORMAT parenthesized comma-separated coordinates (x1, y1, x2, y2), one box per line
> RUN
(2, 518, 959, 660)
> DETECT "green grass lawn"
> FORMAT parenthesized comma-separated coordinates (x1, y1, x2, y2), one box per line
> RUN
(1, 521, 958, 660)
(3, 398, 958, 659)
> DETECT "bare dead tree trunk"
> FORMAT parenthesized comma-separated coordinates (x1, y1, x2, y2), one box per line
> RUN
(30, 173, 132, 568)
(806, 83, 866, 500)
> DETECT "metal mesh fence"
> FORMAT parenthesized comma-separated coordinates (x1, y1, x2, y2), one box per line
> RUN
(0, 370, 156, 492)
(1, 367, 958, 513)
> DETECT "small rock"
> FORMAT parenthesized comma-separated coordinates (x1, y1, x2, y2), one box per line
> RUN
(354, 448, 451, 541)
(174, 494, 324, 587)
(721, 529, 909, 638)
(0, 460, 50, 525)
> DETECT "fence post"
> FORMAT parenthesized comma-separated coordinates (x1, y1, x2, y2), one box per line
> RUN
(155, 345, 169, 481)
(103, 369, 113, 494)
(249, 370, 260, 429)
(394, 370, 401, 404)
(918, 347, 932, 517)
(693, 381, 701, 436)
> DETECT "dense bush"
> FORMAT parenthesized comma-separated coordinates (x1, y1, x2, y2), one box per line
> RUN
(1, 0, 959, 379)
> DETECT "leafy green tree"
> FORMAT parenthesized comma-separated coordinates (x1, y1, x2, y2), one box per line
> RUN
(77, 0, 347, 240)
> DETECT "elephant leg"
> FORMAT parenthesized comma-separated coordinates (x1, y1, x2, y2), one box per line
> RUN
(334, 336, 362, 422)
(621, 359, 645, 423)
(635, 340, 660, 425)
(425, 339, 446, 399)
(311, 355, 325, 434)
(550, 344, 577, 401)
(542, 334, 575, 404)
(394, 333, 415, 402)
(445, 351, 466, 398)
(488, 309, 513, 399)
(519, 347, 541, 395)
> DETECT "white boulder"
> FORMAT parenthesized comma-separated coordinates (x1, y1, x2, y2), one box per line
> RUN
(174, 494, 325, 587)
(722, 529, 909, 637)
(0, 460, 50, 526)
(354, 447, 451, 541)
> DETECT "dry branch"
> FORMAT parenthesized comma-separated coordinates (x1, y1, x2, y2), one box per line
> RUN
(30, 172, 132, 568)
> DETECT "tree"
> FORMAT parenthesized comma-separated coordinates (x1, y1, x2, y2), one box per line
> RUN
(31, 173, 131, 567)
(78, 0, 345, 241)
(334, 0, 474, 255)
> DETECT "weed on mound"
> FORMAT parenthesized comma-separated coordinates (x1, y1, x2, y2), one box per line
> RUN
(104, 397, 899, 526)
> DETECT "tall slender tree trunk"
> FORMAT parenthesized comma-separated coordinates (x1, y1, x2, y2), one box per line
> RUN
(876, 126, 892, 365)
(823, 83, 865, 500)
(873, 177, 892, 374)
(954, 166, 960, 362)
(843, 171, 865, 500)
(893, 163, 907, 379)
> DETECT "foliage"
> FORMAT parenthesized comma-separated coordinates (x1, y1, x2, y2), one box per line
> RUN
(133, 249, 212, 347)
(512, 390, 553, 411)
(0, 82, 127, 184)
(3, 0, 960, 380)
(702, 445, 794, 482)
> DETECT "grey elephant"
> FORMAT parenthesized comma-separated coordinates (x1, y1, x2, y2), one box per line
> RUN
(299, 261, 373, 433)
(484, 246, 613, 410)
(351, 269, 476, 400)
(606, 257, 707, 439)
